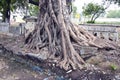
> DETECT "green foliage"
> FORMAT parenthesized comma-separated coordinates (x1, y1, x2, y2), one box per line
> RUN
(0, 0, 12, 21)
(107, 10, 120, 18)
(95, 21, 120, 25)
(29, 4, 39, 16)
(72, 5, 77, 18)
(0, 0, 27, 22)
(83, 3, 104, 16)
(33, 0, 39, 2)
(83, 3, 105, 23)
(73, 6, 77, 14)
(110, 64, 118, 71)
(107, 0, 120, 5)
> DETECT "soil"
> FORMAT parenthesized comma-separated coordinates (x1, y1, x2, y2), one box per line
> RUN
(0, 33, 120, 80)
(0, 55, 49, 80)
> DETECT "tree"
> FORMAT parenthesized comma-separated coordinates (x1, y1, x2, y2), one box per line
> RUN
(29, 4, 39, 16)
(0, 0, 27, 22)
(25, 0, 116, 70)
(0, 0, 40, 22)
(82, 3, 105, 23)
(107, 10, 120, 18)
(106, 0, 120, 5)
(0, 0, 12, 22)
(72, 5, 77, 18)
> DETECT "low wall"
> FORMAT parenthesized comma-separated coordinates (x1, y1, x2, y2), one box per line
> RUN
(9, 23, 25, 35)
(79, 24, 119, 41)
(79, 24, 118, 32)
(0, 23, 9, 33)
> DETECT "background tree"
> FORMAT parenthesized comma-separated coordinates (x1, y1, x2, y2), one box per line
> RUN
(72, 5, 77, 18)
(29, 4, 39, 16)
(0, 0, 27, 22)
(106, 0, 120, 5)
(25, 0, 115, 70)
(82, 3, 105, 23)
(107, 10, 120, 18)
(0, 0, 12, 22)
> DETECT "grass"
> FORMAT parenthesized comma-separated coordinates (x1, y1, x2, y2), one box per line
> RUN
(80, 21, 120, 25)
(110, 64, 118, 71)
(95, 21, 120, 25)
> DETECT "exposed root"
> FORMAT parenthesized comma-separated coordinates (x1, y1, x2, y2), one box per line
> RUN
(25, 0, 117, 70)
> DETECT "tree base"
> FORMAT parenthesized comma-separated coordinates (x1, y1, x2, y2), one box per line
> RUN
(25, 0, 118, 70)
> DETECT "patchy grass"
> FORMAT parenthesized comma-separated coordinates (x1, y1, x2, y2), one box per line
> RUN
(110, 64, 118, 71)
(95, 21, 120, 25)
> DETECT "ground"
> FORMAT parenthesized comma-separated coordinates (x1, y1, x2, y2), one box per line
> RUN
(0, 33, 120, 80)
(0, 56, 49, 80)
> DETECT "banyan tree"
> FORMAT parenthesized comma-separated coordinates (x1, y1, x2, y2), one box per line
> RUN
(26, 0, 117, 70)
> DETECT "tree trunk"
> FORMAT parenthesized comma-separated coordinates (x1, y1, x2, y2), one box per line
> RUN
(25, 0, 117, 70)
(2, 0, 11, 23)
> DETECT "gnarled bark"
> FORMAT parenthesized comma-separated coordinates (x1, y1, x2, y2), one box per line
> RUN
(25, 0, 117, 70)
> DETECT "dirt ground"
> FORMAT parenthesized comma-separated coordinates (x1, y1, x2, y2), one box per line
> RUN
(0, 56, 50, 80)
(0, 33, 120, 80)
(0, 33, 60, 80)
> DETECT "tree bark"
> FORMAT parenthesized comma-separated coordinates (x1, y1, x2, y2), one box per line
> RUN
(25, 0, 118, 70)
(2, 0, 11, 22)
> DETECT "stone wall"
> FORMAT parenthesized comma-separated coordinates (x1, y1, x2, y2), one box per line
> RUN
(79, 24, 119, 41)
(0, 23, 9, 33)
(9, 23, 25, 35)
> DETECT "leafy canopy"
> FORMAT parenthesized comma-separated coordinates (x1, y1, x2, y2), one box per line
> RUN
(106, 0, 120, 5)
(0, 0, 29, 21)
(82, 3, 105, 23)
(29, 4, 39, 16)
(107, 10, 120, 18)
(83, 3, 105, 16)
